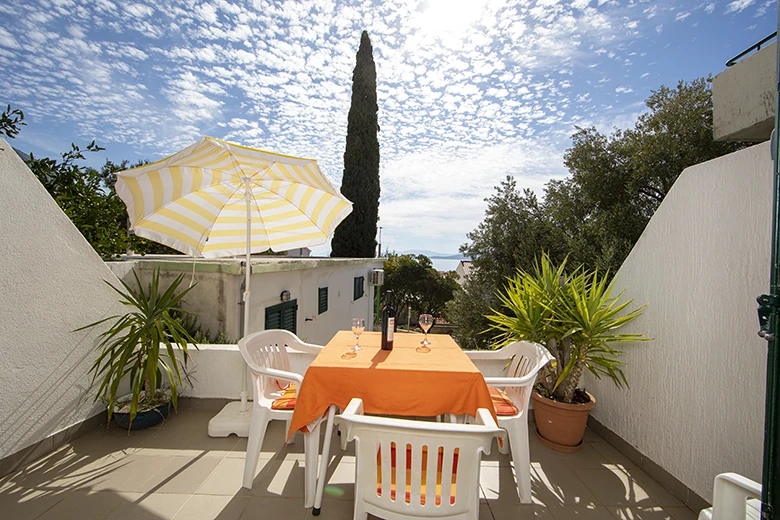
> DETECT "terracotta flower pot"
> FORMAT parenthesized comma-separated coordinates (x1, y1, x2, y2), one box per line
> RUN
(532, 390, 596, 453)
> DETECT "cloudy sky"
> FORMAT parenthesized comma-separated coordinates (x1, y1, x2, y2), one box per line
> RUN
(0, 0, 776, 257)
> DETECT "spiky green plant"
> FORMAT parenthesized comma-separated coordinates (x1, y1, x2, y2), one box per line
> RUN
(487, 253, 649, 403)
(76, 268, 198, 425)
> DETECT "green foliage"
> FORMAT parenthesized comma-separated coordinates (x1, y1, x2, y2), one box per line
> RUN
(547, 77, 745, 274)
(487, 254, 649, 403)
(27, 143, 176, 257)
(331, 30, 380, 258)
(76, 269, 198, 426)
(173, 310, 234, 344)
(450, 78, 744, 347)
(383, 253, 459, 320)
(447, 176, 567, 349)
(1, 104, 25, 139)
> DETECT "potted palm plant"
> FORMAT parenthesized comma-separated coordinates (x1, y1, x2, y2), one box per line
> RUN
(487, 253, 648, 452)
(77, 268, 198, 430)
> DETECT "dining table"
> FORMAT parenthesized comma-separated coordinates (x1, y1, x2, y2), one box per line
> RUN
(292, 330, 497, 515)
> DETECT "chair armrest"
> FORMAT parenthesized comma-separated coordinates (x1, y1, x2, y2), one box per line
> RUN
(484, 374, 537, 387)
(711, 472, 761, 520)
(246, 365, 304, 386)
(474, 408, 499, 429)
(463, 350, 501, 361)
(290, 342, 324, 355)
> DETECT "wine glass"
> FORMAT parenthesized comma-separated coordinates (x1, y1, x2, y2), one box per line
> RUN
(416, 314, 434, 353)
(343, 318, 366, 359)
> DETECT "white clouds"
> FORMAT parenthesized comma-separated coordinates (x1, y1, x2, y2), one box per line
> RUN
(705, 3, 716, 14)
(1, 0, 751, 253)
(0, 27, 20, 49)
(675, 12, 691, 22)
(725, 0, 756, 13)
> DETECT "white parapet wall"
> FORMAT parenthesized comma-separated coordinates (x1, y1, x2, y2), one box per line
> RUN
(585, 141, 772, 502)
(0, 140, 122, 466)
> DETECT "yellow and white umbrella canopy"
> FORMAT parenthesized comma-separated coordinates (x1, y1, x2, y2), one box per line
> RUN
(115, 136, 352, 258)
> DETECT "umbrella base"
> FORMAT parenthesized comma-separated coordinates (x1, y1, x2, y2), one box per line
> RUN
(208, 401, 252, 437)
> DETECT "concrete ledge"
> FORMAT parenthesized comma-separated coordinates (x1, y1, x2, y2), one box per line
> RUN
(587, 415, 710, 512)
(713, 40, 776, 142)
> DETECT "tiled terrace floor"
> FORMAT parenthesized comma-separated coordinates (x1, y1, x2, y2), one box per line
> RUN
(0, 409, 699, 520)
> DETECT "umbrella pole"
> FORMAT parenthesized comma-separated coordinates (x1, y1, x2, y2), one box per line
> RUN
(240, 176, 251, 413)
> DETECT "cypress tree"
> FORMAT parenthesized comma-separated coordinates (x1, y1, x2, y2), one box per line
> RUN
(330, 30, 380, 258)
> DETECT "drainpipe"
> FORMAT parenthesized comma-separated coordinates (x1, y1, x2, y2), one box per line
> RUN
(760, 12, 780, 520)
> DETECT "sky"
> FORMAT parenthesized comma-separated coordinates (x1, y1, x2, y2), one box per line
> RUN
(0, 0, 777, 257)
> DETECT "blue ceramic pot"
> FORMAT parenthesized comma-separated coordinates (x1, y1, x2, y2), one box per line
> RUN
(114, 401, 171, 430)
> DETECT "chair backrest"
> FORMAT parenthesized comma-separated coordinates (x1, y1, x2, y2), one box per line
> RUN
(337, 399, 500, 519)
(238, 329, 304, 400)
(502, 341, 553, 412)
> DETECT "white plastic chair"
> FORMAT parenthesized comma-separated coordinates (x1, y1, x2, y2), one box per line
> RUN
(238, 329, 323, 490)
(465, 341, 553, 503)
(336, 397, 501, 520)
(698, 472, 762, 520)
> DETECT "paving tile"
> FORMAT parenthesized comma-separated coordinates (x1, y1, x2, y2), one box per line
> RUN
(144, 455, 223, 494)
(531, 463, 600, 508)
(317, 460, 355, 501)
(306, 498, 355, 519)
(662, 506, 699, 520)
(583, 428, 607, 444)
(560, 444, 612, 471)
(172, 494, 251, 520)
(608, 505, 677, 519)
(239, 496, 307, 519)
(143, 413, 241, 456)
(253, 454, 307, 498)
(195, 454, 272, 495)
(88, 454, 177, 493)
(589, 441, 640, 471)
(486, 500, 553, 519)
(36, 490, 127, 520)
(548, 504, 616, 519)
(576, 468, 659, 508)
(620, 467, 685, 508)
(107, 492, 190, 520)
(0, 488, 69, 520)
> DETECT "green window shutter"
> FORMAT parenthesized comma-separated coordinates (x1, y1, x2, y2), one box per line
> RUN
(353, 276, 364, 300)
(265, 300, 297, 334)
(318, 287, 328, 314)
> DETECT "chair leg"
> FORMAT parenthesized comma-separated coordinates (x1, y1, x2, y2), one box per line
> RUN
(285, 418, 295, 444)
(243, 407, 270, 489)
(505, 419, 531, 503)
(497, 430, 510, 455)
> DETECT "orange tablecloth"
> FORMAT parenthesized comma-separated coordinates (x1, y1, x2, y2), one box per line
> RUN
(288, 331, 496, 437)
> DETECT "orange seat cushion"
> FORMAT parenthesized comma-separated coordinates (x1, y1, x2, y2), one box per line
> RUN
(489, 387, 519, 416)
(271, 383, 297, 410)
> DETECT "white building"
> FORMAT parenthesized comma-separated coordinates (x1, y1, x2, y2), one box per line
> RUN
(106, 256, 383, 346)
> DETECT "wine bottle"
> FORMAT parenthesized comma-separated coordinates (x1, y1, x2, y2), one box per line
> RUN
(381, 290, 396, 351)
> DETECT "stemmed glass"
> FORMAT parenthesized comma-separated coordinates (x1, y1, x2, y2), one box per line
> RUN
(416, 314, 434, 353)
(343, 318, 365, 359)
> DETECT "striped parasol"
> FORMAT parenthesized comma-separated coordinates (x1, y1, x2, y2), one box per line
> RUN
(115, 136, 352, 419)
(115, 136, 352, 258)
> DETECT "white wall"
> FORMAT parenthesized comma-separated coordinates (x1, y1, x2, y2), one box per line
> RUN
(107, 257, 382, 347)
(245, 261, 380, 344)
(0, 140, 121, 461)
(585, 142, 772, 501)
